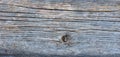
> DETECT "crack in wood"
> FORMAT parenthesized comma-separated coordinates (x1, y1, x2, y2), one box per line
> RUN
(0, 16, 120, 22)
(0, 3, 118, 12)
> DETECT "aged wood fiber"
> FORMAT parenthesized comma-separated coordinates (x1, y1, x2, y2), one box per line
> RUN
(0, 0, 120, 57)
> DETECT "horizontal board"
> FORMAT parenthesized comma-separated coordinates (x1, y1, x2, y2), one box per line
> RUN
(0, 0, 120, 57)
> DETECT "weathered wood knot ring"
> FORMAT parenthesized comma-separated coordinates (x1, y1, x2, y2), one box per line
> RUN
(61, 34, 70, 42)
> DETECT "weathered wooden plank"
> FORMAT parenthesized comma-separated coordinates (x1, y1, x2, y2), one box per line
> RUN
(0, 0, 120, 57)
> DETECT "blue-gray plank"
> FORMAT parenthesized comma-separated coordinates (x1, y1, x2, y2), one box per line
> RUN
(0, 0, 120, 57)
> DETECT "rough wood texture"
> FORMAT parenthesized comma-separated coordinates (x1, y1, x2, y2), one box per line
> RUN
(0, 0, 120, 57)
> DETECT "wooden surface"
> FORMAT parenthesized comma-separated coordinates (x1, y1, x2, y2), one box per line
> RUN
(0, 0, 120, 57)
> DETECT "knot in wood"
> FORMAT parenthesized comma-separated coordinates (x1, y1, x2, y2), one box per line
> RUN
(61, 34, 71, 42)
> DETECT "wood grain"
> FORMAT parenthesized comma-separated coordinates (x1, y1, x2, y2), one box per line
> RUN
(0, 0, 120, 56)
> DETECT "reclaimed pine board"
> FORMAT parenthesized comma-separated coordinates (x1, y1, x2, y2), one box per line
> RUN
(0, 0, 120, 57)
